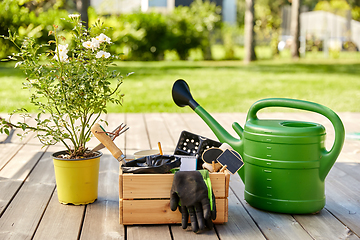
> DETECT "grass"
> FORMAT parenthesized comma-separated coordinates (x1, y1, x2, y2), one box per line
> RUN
(0, 47, 360, 114)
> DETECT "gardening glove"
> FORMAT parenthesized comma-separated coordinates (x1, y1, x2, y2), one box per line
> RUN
(170, 170, 216, 233)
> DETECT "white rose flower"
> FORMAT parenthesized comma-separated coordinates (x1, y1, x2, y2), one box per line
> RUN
(53, 44, 69, 62)
(91, 38, 100, 50)
(83, 39, 100, 51)
(68, 14, 80, 19)
(96, 51, 111, 59)
(96, 33, 112, 44)
(53, 53, 69, 62)
(56, 44, 69, 55)
(83, 41, 93, 49)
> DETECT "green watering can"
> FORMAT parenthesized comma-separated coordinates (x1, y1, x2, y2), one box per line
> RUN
(172, 79, 345, 214)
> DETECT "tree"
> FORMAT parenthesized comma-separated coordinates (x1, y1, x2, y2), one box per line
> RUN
(253, 0, 288, 57)
(244, 0, 256, 63)
(290, 0, 300, 59)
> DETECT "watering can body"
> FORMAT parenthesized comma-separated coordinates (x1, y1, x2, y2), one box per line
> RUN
(242, 118, 327, 214)
(172, 79, 345, 214)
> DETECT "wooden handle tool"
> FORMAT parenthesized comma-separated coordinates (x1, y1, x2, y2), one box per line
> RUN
(91, 123, 125, 163)
(158, 142, 163, 155)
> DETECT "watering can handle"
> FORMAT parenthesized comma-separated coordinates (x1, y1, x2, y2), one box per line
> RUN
(247, 98, 345, 180)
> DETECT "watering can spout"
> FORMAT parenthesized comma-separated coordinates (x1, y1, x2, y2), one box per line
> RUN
(172, 79, 245, 182)
(172, 79, 199, 110)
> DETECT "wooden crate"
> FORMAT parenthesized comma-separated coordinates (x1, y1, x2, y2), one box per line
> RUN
(119, 167, 230, 225)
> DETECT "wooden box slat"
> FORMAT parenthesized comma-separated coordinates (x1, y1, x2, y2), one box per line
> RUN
(122, 173, 228, 199)
(120, 199, 227, 225)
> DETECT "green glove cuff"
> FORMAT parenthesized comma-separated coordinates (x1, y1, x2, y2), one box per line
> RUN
(198, 169, 214, 211)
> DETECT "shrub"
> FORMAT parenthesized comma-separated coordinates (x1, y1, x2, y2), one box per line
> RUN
(167, 6, 202, 60)
(117, 12, 170, 61)
(0, 0, 71, 59)
(1, 1, 222, 61)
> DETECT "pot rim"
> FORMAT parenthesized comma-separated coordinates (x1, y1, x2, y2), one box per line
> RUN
(52, 150, 103, 161)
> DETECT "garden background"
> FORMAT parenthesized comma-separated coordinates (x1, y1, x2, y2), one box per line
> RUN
(1, 0, 359, 114)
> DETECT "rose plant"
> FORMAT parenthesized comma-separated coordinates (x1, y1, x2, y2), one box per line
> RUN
(0, 14, 129, 158)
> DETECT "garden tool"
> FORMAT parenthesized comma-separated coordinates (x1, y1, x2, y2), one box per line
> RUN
(91, 123, 126, 163)
(158, 142, 164, 155)
(172, 79, 345, 214)
(170, 170, 216, 233)
(90, 123, 128, 153)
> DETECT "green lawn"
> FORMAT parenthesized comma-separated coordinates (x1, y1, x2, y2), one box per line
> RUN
(1, 53, 360, 114)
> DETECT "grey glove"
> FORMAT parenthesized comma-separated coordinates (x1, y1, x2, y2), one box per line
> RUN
(170, 170, 216, 232)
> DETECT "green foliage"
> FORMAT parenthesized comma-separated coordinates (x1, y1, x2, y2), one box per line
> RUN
(0, 0, 223, 61)
(167, 0, 221, 60)
(0, 0, 30, 59)
(314, 0, 360, 21)
(186, 0, 222, 59)
(120, 12, 170, 61)
(314, 0, 351, 16)
(0, 16, 128, 157)
(167, 6, 202, 60)
(0, 0, 72, 59)
(93, 0, 221, 61)
(254, 0, 286, 56)
(220, 24, 243, 60)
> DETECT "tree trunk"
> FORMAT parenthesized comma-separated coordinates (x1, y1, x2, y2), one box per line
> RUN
(290, 0, 300, 59)
(202, 45, 212, 60)
(76, 0, 90, 29)
(244, 0, 256, 63)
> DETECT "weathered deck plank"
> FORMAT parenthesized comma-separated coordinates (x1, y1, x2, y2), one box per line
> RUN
(215, 189, 266, 240)
(293, 209, 359, 240)
(32, 190, 85, 240)
(325, 166, 360, 237)
(0, 183, 55, 240)
(0, 138, 45, 215)
(162, 113, 191, 143)
(0, 147, 57, 240)
(144, 113, 176, 154)
(0, 132, 36, 171)
(127, 225, 172, 240)
(229, 174, 314, 240)
(81, 200, 125, 240)
(171, 224, 218, 240)
(125, 113, 151, 156)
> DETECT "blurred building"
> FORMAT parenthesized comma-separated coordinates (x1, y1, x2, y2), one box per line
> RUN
(280, 7, 360, 52)
(301, 11, 360, 50)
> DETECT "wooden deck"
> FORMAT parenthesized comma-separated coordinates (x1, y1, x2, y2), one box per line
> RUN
(0, 112, 360, 240)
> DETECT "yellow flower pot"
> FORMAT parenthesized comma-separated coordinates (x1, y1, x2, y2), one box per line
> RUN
(53, 151, 102, 205)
